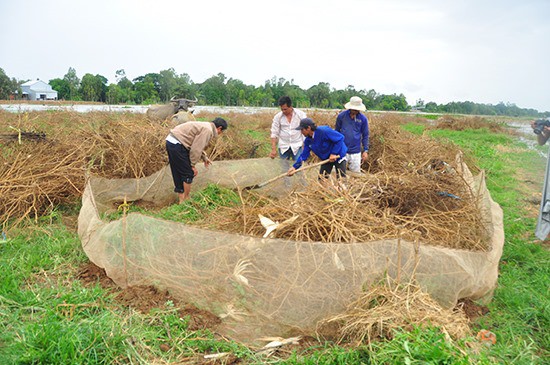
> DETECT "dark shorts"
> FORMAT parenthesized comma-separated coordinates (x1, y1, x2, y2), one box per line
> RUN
(166, 141, 194, 193)
(319, 159, 347, 179)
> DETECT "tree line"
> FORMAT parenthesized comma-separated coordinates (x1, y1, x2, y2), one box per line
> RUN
(0, 67, 545, 117)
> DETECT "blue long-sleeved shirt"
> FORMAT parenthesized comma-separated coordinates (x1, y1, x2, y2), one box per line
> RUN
(293, 126, 348, 169)
(335, 110, 369, 154)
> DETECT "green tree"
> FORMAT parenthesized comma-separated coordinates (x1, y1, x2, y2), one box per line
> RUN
(11, 78, 22, 100)
(307, 82, 332, 108)
(256, 84, 274, 107)
(0, 68, 14, 99)
(361, 89, 378, 109)
(285, 83, 309, 108)
(133, 80, 158, 104)
(239, 85, 264, 106)
(106, 84, 122, 104)
(62, 67, 80, 100)
(96, 74, 108, 102)
(330, 85, 358, 109)
(265, 77, 309, 108)
(80, 74, 97, 101)
(424, 101, 440, 113)
(80, 74, 107, 102)
(133, 73, 161, 97)
(49, 78, 71, 100)
(226, 78, 248, 106)
(158, 68, 178, 102)
(264, 76, 288, 105)
(375, 93, 409, 111)
(198, 73, 227, 105)
(173, 72, 196, 100)
(133, 73, 162, 104)
(115, 69, 134, 104)
(115, 69, 127, 84)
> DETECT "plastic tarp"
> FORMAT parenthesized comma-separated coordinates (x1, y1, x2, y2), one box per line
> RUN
(78, 158, 504, 344)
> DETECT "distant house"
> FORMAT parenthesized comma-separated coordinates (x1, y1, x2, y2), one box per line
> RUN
(21, 79, 58, 100)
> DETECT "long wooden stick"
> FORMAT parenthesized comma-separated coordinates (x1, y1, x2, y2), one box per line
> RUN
(244, 158, 333, 190)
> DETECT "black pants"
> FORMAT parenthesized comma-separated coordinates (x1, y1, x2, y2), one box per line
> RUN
(319, 159, 347, 179)
(166, 141, 194, 193)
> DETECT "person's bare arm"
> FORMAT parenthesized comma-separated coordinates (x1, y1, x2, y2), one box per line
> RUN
(270, 137, 278, 158)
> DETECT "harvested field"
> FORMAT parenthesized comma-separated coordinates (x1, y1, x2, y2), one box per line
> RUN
(2, 109, 490, 251)
(0, 110, 268, 230)
(0, 108, 504, 346)
(1, 110, 165, 229)
(199, 113, 490, 250)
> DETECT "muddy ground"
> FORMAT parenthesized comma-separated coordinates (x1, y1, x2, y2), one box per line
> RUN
(77, 261, 490, 334)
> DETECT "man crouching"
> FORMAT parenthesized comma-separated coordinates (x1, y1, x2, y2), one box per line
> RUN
(165, 118, 228, 203)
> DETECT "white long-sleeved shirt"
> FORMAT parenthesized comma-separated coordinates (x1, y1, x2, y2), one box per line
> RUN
(270, 108, 307, 155)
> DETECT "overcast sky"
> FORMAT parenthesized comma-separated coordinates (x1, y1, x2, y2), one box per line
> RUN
(1, 0, 549, 111)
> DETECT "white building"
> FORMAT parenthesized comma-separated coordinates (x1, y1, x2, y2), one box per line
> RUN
(21, 80, 58, 100)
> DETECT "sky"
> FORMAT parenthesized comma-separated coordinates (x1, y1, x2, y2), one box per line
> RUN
(1, 0, 549, 111)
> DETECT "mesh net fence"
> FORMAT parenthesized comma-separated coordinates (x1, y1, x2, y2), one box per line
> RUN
(78, 157, 504, 344)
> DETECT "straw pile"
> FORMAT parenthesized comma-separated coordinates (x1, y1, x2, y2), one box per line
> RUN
(2, 109, 491, 252)
(0, 110, 273, 230)
(326, 279, 472, 344)
(429, 115, 507, 133)
(202, 112, 272, 160)
(0, 111, 165, 229)
(197, 115, 490, 251)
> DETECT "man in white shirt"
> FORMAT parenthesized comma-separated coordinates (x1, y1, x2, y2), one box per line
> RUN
(270, 96, 307, 174)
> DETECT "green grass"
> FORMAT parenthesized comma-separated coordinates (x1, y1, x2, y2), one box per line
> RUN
(156, 183, 240, 223)
(400, 122, 425, 135)
(244, 128, 271, 157)
(0, 225, 251, 364)
(367, 327, 493, 365)
(103, 183, 241, 223)
(1, 121, 549, 364)
(423, 114, 440, 120)
(272, 327, 488, 364)
(402, 123, 550, 364)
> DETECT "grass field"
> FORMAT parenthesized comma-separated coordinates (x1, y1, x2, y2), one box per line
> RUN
(0, 112, 548, 364)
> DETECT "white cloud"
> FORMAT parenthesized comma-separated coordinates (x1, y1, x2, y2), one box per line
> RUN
(1, 0, 549, 111)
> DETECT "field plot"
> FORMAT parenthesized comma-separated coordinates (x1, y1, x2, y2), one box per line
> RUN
(1, 109, 547, 364)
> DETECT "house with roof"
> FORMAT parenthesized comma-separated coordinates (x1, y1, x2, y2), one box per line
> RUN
(21, 79, 58, 100)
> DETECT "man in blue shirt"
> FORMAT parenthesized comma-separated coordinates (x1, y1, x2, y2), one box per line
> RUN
(335, 96, 369, 173)
(287, 118, 348, 179)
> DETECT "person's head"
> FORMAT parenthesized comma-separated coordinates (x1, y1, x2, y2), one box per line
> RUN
(345, 96, 366, 117)
(212, 117, 228, 134)
(278, 96, 293, 116)
(294, 118, 317, 137)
